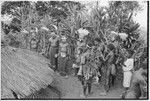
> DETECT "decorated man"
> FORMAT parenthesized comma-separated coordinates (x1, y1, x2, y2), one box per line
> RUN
(57, 33, 69, 78)
(81, 47, 97, 96)
(30, 27, 38, 51)
(76, 28, 89, 55)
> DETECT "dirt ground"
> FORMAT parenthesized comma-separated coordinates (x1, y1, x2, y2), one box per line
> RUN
(86, 80, 124, 99)
(32, 72, 124, 99)
(51, 73, 85, 99)
(29, 64, 124, 100)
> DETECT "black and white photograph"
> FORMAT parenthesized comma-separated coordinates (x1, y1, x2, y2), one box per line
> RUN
(1, 0, 148, 100)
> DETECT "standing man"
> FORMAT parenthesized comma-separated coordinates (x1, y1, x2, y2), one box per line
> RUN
(93, 38, 103, 83)
(99, 43, 116, 95)
(73, 28, 89, 77)
(73, 48, 82, 76)
(49, 32, 59, 70)
(81, 47, 92, 96)
(30, 27, 38, 52)
(106, 44, 116, 90)
(39, 26, 50, 56)
(57, 33, 69, 78)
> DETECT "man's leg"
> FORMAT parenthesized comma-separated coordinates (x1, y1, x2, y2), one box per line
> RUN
(57, 56, 62, 73)
(88, 82, 92, 94)
(55, 57, 58, 71)
(59, 57, 67, 76)
(63, 57, 69, 78)
(105, 67, 110, 92)
(65, 57, 68, 75)
(100, 66, 108, 95)
(123, 87, 129, 98)
(112, 75, 116, 86)
(98, 68, 101, 83)
(83, 81, 87, 96)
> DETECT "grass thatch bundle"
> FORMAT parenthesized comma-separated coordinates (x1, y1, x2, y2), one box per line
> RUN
(1, 46, 54, 99)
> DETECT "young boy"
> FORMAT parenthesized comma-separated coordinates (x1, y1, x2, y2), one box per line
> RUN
(122, 50, 134, 95)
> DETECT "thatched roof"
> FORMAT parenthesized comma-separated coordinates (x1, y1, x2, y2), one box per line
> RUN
(1, 46, 54, 99)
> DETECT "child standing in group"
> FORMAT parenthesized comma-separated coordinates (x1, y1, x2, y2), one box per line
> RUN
(122, 50, 134, 95)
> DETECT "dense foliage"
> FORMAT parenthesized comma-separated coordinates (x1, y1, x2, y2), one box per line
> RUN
(1, 1, 147, 68)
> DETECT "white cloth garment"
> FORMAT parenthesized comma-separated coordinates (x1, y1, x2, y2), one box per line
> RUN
(77, 66, 82, 75)
(123, 58, 134, 72)
(123, 71, 132, 87)
(123, 58, 134, 87)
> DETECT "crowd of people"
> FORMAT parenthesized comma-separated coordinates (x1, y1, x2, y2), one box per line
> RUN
(28, 25, 147, 98)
